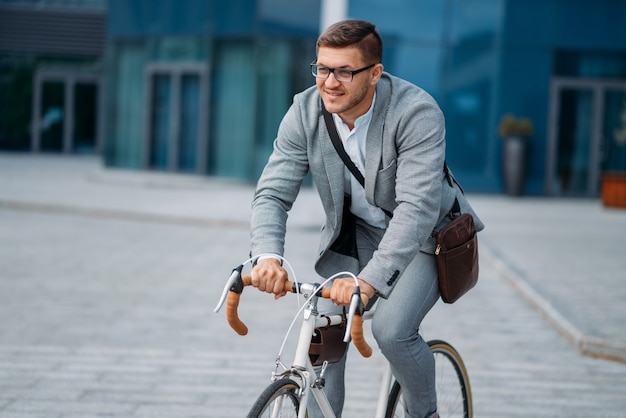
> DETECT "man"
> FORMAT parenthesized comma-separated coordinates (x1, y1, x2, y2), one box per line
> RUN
(249, 20, 483, 418)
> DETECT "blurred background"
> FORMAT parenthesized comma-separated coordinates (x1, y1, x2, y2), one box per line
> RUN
(2, 2, 626, 415)
(1, 0, 626, 201)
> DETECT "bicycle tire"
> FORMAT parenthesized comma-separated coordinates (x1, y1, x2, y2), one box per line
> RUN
(247, 378, 304, 418)
(385, 340, 472, 418)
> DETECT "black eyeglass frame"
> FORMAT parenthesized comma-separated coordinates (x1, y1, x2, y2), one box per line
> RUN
(310, 62, 377, 82)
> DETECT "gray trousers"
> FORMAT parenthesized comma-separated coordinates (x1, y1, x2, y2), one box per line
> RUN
(309, 217, 440, 418)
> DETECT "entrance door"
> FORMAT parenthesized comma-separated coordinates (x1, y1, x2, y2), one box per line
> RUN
(547, 78, 626, 196)
(31, 69, 102, 153)
(145, 64, 208, 173)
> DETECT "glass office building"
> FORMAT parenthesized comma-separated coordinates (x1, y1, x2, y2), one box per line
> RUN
(2, 0, 625, 195)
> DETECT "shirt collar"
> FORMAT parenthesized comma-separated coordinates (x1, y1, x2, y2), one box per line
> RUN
(354, 93, 376, 129)
(332, 93, 376, 131)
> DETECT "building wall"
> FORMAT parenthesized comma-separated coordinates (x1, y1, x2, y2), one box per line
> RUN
(349, 0, 626, 194)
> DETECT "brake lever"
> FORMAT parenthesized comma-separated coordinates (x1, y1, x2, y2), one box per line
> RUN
(343, 286, 362, 343)
(214, 264, 243, 313)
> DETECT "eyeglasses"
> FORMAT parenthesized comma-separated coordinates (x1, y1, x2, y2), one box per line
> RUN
(310, 62, 376, 83)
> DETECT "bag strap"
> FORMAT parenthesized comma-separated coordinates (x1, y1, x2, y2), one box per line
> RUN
(322, 103, 394, 219)
(449, 197, 461, 217)
(322, 104, 366, 188)
(443, 162, 464, 194)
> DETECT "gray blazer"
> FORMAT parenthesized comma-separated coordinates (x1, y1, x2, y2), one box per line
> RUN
(251, 73, 483, 298)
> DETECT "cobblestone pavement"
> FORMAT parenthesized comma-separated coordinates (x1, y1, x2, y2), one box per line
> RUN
(1, 154, 625, 417)
(470, 195, 626, 363)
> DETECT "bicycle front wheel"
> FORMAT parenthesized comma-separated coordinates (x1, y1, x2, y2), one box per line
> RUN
(385, 340, 472, 418)
(247, 378, 303, 418)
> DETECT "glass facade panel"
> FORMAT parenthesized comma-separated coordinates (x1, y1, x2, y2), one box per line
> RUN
(210, 40, 256, 178)
(73, 82, 98, 153)
(447, 0, 501, 47)
(149, 73, 171, 170)
(444, 82, 490, 171)
(213, 0, 256, 35)
(0, 63, 33, 150)
(555, 88, 593, 196)
(106, 41, 147, 168)
(150, 37, 210, 62)
(603, 90, 626, 173)
(40, 81, 65, 151)
(253, 39, 314, 180)
(179, 73, 200, 172)
(555, 51, 626, 80)
(3, 0, 105, 9)
(349, 0, 445, 96)
(351, 0, 444, 44)
(258, 0, 320, 35)
(108, 0, 214, 37)
(441, 0, 502, 181)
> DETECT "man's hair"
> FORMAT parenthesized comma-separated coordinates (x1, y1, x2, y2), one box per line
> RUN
(316, 20, 383, 64)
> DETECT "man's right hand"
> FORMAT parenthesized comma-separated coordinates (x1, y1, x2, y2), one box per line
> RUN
(250, 257, 289, 299)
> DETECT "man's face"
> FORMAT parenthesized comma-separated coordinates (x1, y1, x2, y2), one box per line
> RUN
(315, 46, 382, 123)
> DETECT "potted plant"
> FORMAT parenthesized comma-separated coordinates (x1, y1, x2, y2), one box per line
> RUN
(601, 106, 626, 209)
(498, 114, 533, 196)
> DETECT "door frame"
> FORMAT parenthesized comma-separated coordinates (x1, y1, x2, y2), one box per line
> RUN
(31, 66, 103, 153)
(546, 77, 626, 196)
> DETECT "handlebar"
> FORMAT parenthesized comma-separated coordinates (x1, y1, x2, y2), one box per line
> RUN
(220, 274, 372, 358)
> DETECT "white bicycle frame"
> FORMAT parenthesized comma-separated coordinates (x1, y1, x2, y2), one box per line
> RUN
(272, 283, 395, 418)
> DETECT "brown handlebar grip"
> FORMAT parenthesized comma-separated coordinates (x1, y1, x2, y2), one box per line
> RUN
(225, 291, 248, 335)
(351, 312, 372, 358)
(320, 287, 371, 358)
(225, 275, 288, 336)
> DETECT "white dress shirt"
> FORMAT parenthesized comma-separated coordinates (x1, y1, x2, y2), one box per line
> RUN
(332, 96, 387, 229)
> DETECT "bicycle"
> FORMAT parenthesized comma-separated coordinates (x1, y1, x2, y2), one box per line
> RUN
(214, 259, 472, 418)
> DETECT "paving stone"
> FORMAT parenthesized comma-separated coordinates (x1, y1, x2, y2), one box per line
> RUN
(1, 153, 625, 417)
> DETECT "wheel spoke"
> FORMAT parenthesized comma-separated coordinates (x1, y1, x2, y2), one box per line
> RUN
(385, 341, 472, 418)
(248, 379, 301, 418)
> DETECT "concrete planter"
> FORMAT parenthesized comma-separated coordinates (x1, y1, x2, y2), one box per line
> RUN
(502, 136, 526, 196)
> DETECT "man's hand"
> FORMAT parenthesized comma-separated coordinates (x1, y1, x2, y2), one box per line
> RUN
(250, 257, 289, 299)
(329, 277, 376, 306)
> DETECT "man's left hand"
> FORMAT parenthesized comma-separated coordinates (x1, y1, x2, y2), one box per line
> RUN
(329, 278, 376, 306)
